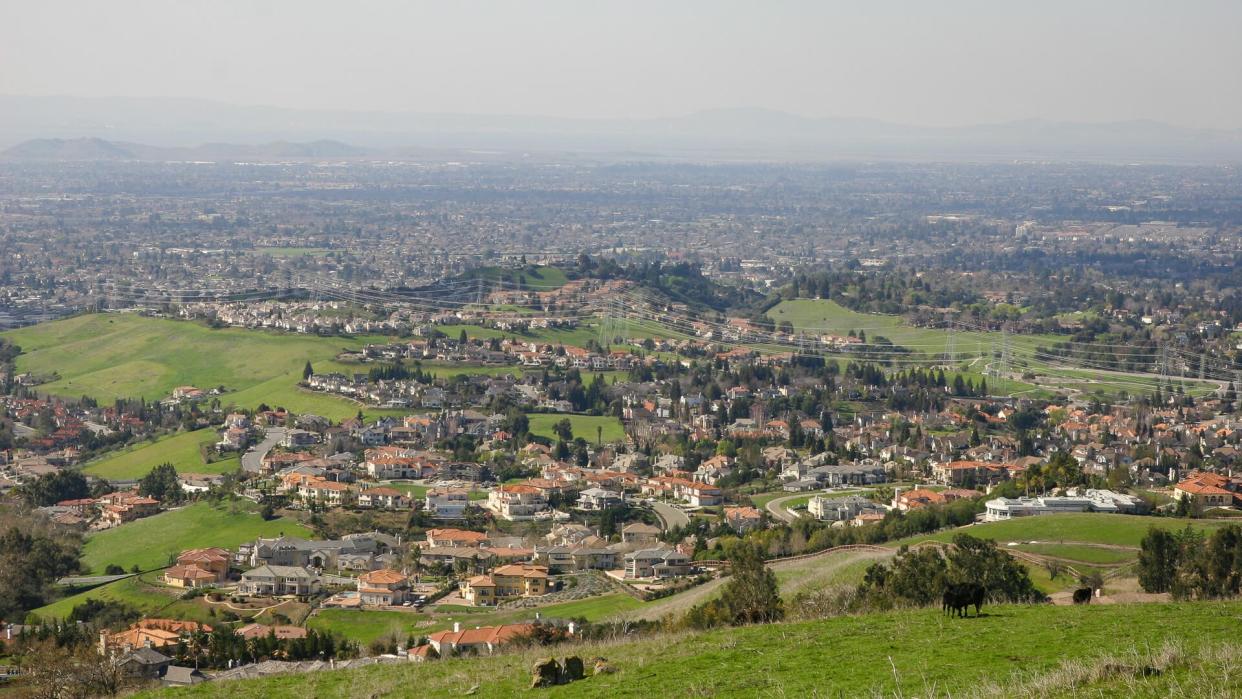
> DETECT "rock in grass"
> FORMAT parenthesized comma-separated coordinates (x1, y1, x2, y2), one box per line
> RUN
(530, 658, 561, 688)
(560, 656, 585, 682)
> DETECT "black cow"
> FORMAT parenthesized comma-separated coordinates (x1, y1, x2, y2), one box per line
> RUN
(1072, 587, 1093, 604)
(942, 582, 987, 618)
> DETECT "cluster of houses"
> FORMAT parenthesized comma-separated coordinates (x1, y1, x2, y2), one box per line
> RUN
(39, 490, 161, 529)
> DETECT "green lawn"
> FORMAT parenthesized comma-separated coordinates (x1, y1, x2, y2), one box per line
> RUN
(35, 572, 309, 625)
(768, 299, 1055, 357)
(1, 314, 388, 418)
(527, 413, 626, 444)
(139, 600, 1242, 698)
(890, 513, 1231, 549)
(81, 428, 237, 480)
(463, 265, 570, 291)
(307, 609, 427, 646)
(33, 572, 205, 622)
(81, 501, 310, 575)
(1012, 542, 1139, 566)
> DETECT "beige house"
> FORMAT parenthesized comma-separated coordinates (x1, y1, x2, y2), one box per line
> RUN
(357, 568, 410, 606)
(461, 563, 550, 606)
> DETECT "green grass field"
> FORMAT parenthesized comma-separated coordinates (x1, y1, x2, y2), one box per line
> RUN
(527, 413, 626, 444)
(462, 265, 570, 290)
(890, 514, 1230, 550)
(35, 572, 310, 625)
(33, 572, 206, 622)
(1, 314, 388, 419)
(81, 501, 310, 575)
(768, 299, 1054, 357)
(1013, 542, 1139, 566)
(139, 600, 1242, 698)
(307, 609, 427, 646)
(81, 428, 237, 480)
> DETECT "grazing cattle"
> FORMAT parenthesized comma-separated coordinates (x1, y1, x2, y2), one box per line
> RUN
(942, 582, 987, 618)
(1072, 587, 1093, 604)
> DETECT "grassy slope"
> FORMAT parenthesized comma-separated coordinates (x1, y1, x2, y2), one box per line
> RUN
(888, 514, 1230, 550)
(527, 414, 626, 444)
(81, 428, 238, 479)
(766, 299, 1218, 398)
(1, 314, 384, 418)
(81, 501, 310, 575)
(33, 572, 208, 622)
(144, 600, 1242, 698)
(768, 299, 1055, 355)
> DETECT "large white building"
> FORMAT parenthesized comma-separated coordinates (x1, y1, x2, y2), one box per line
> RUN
(983, 489, 1147, 522)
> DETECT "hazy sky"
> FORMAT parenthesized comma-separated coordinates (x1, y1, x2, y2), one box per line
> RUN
(3, 0, 1240, 129)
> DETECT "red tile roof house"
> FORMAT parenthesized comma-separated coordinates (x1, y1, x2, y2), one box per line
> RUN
(425, 528, 489, 548)
(423, 623, 539, 656)
(1174, 472, 1240, 509)
(356, 568, 411, 606)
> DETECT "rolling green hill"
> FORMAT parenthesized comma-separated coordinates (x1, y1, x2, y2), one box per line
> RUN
(79, 500, 309, 575)
(141, 600, 1242, 698)
(1, 313, 387, 419)
(80, 427, 238, 480)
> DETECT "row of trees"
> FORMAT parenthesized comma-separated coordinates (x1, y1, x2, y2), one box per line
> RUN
(1138, 524, 1242, 599)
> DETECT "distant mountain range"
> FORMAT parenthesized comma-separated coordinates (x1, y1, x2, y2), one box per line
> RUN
(2, 137, 371, 161)
(2, 95, 1240, 163)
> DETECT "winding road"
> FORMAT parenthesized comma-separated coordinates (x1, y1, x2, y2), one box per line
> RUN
(651, 501, 690, 530)
(241, 427, 288, 473)
(763, 493, 805, 523)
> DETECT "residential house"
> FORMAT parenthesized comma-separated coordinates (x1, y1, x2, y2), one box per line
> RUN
(487, 484, 547, 521)
(624, 548, 692, 579)
(357, 569, 410, 606)
(461, 564, 550, 606)
(577, 487, 623, 511)
(357, 487, 410, 510)
(424, 623, 538, 656)
(621, 522, 661, 546)
(426, 488, 469, 519)
(238, 565, 321, 596)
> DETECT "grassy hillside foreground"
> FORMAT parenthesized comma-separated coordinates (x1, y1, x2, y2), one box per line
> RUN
(146, 600, 1242, 698)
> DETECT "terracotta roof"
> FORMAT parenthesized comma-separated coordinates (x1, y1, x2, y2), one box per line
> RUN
(359, 569, 408, 585)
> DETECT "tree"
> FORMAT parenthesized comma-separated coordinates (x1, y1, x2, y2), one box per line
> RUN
(18, 469, 89, 507)
(1148, 523, 1185, 590)
(17, 640, 125, 698)
(553, 418, 574, 442)
(716, 540, 784, 625)
(946, 534, 1040, 602)
(302, 361, 315, 380)
(139, 462, 183, 504)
